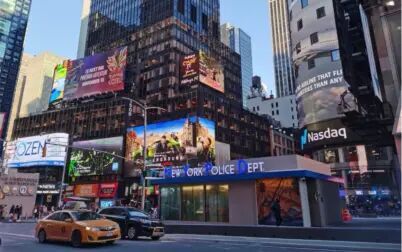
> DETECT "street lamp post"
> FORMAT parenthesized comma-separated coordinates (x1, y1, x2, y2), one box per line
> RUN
(121, 97, 166, 211)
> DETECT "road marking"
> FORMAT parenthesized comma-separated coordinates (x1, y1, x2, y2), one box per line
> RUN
(0, 232, 35, 239)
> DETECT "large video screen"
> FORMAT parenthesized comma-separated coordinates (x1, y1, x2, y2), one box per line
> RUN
(68, 137, 123, 177)
(180, 53, 199, 85)
(199, 51, 224, 93)
(125, 117, 216, 176)
(63, 47, 127, 101)
(49, 64, 67, 104)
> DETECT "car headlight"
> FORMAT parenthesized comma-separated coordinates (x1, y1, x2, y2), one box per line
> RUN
(85, 226, 100, 231)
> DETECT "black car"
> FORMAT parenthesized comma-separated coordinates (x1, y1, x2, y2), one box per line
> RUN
(98, 207, 164, 240)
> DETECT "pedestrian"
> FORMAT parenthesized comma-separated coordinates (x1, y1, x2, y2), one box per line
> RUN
(18, 205, 22, 220)
(271, 199, 283, 226)
(33, 206, 39, 220)
(15, 205, 20, 220)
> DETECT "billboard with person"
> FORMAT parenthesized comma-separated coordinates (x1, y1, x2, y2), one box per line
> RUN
(68, 137, 123, 177)
(125, 117, 216, 177)
(63, 47, 127, 100)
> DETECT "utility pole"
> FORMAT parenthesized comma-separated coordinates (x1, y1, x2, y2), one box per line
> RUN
(121, 97, 166, 211)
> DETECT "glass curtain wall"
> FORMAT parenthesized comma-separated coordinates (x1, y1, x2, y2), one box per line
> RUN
(160, 184, 229, 222)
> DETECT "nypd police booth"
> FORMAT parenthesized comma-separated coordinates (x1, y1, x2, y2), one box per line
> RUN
(153, 155, 344, 227)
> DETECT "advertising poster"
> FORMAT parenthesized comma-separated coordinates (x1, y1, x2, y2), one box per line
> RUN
(63, 47, 127, 100)
(68, 137, 123, 177)
(49, 64, 67, 104)
(125, 117, 216, 176)
(5, 133, 69, 168)
(199, 51, 225, 93)
(256, 178, 303, 226)
(180, 53, 199, 85)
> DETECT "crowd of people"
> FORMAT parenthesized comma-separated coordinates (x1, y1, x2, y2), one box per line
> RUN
(347, 196, 401, 217)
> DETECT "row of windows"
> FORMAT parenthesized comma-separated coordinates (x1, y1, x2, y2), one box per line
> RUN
(294, 49, 340, 77)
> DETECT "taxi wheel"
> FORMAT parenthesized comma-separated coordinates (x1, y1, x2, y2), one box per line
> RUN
(127, 226, 138, 240)
(38, 229, 47, 243)
(71, 230, 82, 248)
(151, 236, 160, 241)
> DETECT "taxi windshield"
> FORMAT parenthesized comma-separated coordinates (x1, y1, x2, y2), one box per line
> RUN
(71, 211, 102, 221)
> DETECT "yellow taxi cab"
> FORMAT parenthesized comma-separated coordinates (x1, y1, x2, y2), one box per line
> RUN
(35, 210, 121, 247)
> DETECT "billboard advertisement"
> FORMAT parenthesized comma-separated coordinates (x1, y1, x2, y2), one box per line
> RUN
(257, 178, 303, 226)
(5, 133, 69, 168)
(291, 0, 355, 128)
(63, 47, 127, 101)
(180, 54, 199, 85)
(180, 52, 224, 93)
(49, 64, 67, 104)
(199, 51, 225, 93)
(68, 137, 123, 177)
(125, 117, 216, 176)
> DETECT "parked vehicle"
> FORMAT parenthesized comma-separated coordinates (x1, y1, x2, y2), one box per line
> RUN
(98, 207, 164, 240)
(35, 210, 121, 247)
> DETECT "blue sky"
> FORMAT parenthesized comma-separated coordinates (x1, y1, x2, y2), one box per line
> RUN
(24, 0, 275, 93)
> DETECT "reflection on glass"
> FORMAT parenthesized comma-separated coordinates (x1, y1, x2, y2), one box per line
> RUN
(182, 185, 205, 221)
(161, 187, 180, 220)
(206, 185, 229, 222)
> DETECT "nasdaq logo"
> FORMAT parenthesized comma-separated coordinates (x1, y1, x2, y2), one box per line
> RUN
(301, 128, 347, 150)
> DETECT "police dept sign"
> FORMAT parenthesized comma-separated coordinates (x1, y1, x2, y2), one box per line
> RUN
(164, 160, 265, 179)
(6, 133, 69, 168)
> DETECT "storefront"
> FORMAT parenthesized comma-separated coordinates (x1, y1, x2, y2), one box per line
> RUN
(154, 155, 344, 227)
(72, 182, 119, 209)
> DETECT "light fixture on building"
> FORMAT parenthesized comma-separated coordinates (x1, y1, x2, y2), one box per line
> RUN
(385, 0, 395, 6)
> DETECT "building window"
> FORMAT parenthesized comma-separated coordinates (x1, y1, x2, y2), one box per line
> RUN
(297, 19, 303, 31)
(182, 185, 205, 221)
(292, 115, 295, 119)
(161, 187, 180, 220)
(296, 42, 301, 54)
(257, 106, 260, 111)
(301, 0, 308, 8)
(310, 32, 318, 44)
(202, 13, 208, 31)
(253, 107, 255, 112)
(276, 110, 279, 115)
(291, 107, 294, 112)
(276, 102, 278, 108)
(308, 58, 315, 69)
(331, 49, 340, 61)
(178, 0, 185, 14)
(316, 7, 326, 19)
(206, 185, 229, 222)
(272, 111, 275, 116)
(271, 103, 274, 108)
(190, 4, 197, 23)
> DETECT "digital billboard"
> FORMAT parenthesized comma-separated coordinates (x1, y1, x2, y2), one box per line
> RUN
(63, 47, 127, 101)
(199, 51, 224, 93)
(68, 137, 123, 177)
(5, 133, 69, 168)
(180, 54, 199, 85)
(180, 52, 224, 93)
(49, 64, 67, 104)
(125, 117, 216, 176)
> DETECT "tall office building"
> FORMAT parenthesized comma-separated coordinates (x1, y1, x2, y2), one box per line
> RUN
(76, 0, 91, 58)
(269, 0, 295, 97)
(221, 23, 253, 107)
(7, 52, 65, 140)
(0, 0, 31, 142)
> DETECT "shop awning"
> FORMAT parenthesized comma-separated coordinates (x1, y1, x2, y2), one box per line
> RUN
(152, 169, 344, 185)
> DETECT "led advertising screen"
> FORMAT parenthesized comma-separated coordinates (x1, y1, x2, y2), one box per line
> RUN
(5, 133, 69, 168)
(49, 64, 67, 104)
(125, 117, 216, 176)
(63, 47, 127, 101)
(180, 53, 199, 85)
(199, 51, 224, 93)
(68, 137, 123, 177)
(257, 178, 303, 226)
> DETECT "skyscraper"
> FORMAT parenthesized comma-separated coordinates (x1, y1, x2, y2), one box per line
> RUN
(7, 52, 65, 140)
(221, 23, 253, 107)
(0, 0, 31, 141)
(269, 0, 295, 97)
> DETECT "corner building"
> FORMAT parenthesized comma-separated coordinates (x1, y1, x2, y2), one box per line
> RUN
(13, 0, 277, 208)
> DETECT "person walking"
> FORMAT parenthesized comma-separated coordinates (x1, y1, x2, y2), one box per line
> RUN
(9, 205, 15, 221)
(18, 205, 22, 220)
(271, 199, 283, 226)
(15, 205, 20, 220)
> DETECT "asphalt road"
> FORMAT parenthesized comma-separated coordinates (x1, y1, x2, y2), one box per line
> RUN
(0, 223, 400, 252)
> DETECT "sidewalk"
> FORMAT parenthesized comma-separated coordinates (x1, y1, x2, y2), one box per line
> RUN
(164, 218, 401, 244)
